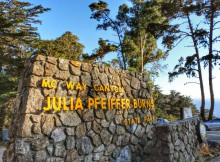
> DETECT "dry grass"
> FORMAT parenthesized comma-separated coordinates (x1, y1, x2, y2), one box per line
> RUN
(198, 143, 214, 157)
(197, 142, 220, 160)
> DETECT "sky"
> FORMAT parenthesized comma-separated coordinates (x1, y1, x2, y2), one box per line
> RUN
(26, 0, 220, 108)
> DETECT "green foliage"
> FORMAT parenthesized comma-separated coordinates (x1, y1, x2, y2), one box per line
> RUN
(0, 0, 50, 74)
(169, 54, 198, 82)
(82, 38, 117, 62)
(89, 0, 127, 69)
(161, 0, 220, 120)
(33, 31, 84, 60)
(0, 0, 49, 131)
(0, 74, 18, 130)
(89, 0, 170, 72)
(153, 85, 198, 121)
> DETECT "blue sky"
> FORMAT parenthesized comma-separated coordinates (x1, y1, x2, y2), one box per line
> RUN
(27, 0, 220, 105)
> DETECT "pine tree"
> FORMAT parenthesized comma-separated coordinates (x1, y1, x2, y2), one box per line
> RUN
(34, 31, 84, 60)
(0, 0, 49, 132)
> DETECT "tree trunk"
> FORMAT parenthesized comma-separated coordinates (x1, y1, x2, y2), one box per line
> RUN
(140, 34, 147, 73)
(208, 0, 215, 120)
(104, 12, 127, 70)
(140, 36, 144, 73)
(186, 12, 206, 120)
(180, 107, 184, 119)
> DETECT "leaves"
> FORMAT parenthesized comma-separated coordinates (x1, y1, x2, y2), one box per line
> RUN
(153, 85, 198, 121)
(0, 0, 50, 75)
(0, 0, 50, 131)
(89, 0, 170, 71)
(120, 0, 170, 72)
(89, 0, 127, 69)
(169, 54, 198, 82)
(82, 38, 117, 61)
(34, 32, 84, 60)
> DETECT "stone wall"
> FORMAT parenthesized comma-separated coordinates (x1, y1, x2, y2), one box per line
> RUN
(148, 118, 200, 162)
(3, 55, 156, 162)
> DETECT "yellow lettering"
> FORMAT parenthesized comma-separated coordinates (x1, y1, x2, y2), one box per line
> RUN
(42, 79, 57, 89)
(70, 97, 74, 110)
(151, 99, 155, 109)
(142, 100, 146, 108)
(108, 98, 112, 109)
(137, 117, 141, 123)
(75, 98, 83, 110)
(126, 99, 130, 108)
(121, 99, 126, 109)
(116, 98, 120, 109)
(82, 83, 87, 90)
(144, 116, 155, 122)
(53, 97, 61, 111)
(75, 83, 82, 91)
(66, 81, 75, 90)
(131, 118, 135, 124)
(94, 98, 101, 109)
(51, 80, 57, 88)
(104, 86, 110, 92)
(63, 97, 69, 111)
(133, 99, 137, 108)
(99, 85, 104, 92)
(43, 97, 51, 111)
(101, 98, 107, 109)
(124, 119, 128, 125)
(119, 87, 125, 93)
(146, 100, 151, 108)
(94, 85, 99, 91)
(111, 98, 116, 109)
(88, 98, 94, 109)
(115, 86, 118, 92)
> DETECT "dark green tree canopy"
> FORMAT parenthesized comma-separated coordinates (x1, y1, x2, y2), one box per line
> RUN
(153, 85, 198, 121)
(0, 0, 50, 75)
(89, 0, 127, 69)
(34, 31, 84, 60)
(82, 38, 117, 62)
(89, 0, 171, 73)
(0, 0, 50, 131)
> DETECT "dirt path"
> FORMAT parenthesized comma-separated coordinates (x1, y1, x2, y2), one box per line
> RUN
(0, 147, 5, 162)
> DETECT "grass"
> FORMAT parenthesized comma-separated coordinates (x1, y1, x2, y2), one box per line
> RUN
(196, 142, 220, 161)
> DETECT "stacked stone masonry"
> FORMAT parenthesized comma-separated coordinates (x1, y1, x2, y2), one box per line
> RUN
(148, 118, 200, 162)
(3, 55, 200, 162)
(3, 55, 156, 162)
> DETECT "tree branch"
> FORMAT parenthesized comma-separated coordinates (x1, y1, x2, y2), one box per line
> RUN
(184, 82, 199, 85)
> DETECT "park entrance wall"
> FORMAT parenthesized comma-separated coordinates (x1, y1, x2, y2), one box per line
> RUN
(3, 55, 200, 162)
(3, 55, 156, 162)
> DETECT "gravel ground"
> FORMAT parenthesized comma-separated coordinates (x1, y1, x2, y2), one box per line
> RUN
(0, 147, 5, 162)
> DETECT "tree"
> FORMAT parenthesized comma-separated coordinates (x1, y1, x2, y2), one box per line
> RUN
(153, 85, 198, 121)
(33, 31, 84, 60)
(0, 0, 50, 75)
(89, 1, 127, 69)
(165, 0, 220, 120)
(89, 0, 170, 73)
(82, 38, 117, 63)
(162, 0, 207, 120)
(0, 73, 17, 130)
(200, 0, 220, 120)
(121, 0, 169, 73)
(0, 0, 49, 134)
